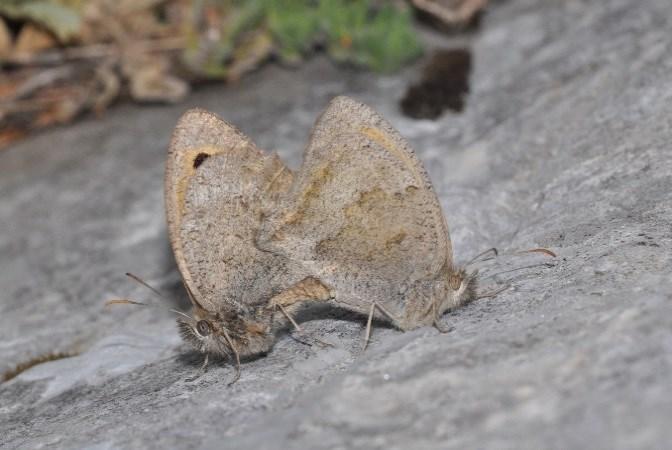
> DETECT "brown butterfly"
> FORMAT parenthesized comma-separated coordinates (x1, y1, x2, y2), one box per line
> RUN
(164, 96, 510, 382)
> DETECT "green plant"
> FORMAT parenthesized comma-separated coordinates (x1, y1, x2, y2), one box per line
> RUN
(266, 0, 320, 65)
(319, 0, 422, 72)
(266, 0, 423, 72)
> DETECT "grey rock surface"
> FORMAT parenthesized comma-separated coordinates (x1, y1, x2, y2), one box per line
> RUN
(1, 0, 671, 448)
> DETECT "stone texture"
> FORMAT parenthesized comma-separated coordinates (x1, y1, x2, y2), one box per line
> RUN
(1, 0, 671, 448)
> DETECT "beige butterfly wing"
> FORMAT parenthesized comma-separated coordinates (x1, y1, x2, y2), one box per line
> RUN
(257, 97, 453, 318)
(166, 109, 298, 312)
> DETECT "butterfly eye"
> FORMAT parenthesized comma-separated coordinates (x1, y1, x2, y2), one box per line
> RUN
(196, 320, 212, 336)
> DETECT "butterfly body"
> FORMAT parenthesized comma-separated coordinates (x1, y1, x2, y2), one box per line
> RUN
(176, 305, 275, 358)
(165, 97, 476, 366)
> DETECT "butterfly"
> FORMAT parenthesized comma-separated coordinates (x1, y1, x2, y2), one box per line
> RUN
(165, 96, 496, 382)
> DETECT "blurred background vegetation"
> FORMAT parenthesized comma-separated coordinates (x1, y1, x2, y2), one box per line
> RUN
(0, 0, 484, 149)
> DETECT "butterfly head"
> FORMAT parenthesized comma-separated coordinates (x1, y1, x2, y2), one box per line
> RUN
(177, 305, 275, 358)
(445, 267, 478, 310)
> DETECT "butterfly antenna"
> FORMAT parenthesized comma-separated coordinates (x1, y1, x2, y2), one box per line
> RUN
(464, 247, 498, 267)
(125, 272, 169, 301)
(516, 248, 557, 258)
(108, 272, 195, 321)
(466, 247, 556, 268)
(475, 283, 511, 300)
(105, 298, 149, 307)
(105, 298, 194, 321)
(480, 262, 555, 282)
(124, 273, 195, 320)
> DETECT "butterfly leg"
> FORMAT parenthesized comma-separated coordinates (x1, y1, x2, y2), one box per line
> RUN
(277, 303, 332, 348)
(185, 353, 209, 382)
(277, 303, 303, 331)
(268, 277, 334, 348)
(363, 302, 403, 351)
(432, 283, 509, 334)
(432, 299, 453, 334)
(228, 352, 241, 386)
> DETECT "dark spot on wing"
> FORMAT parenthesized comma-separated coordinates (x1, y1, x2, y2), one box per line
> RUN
(193, 152, 211, 168)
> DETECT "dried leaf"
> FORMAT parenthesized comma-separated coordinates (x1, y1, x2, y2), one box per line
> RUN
(226, 29, 273, 82)
(0, 1, 82, 42)
(0, 70, 25, 100)
(130, 70, 188, 104)
(80, 0, 170, 44)
(0, 66, 95, 150)
(12, 66, 74, 101)
(0, 128, 26, 150)
(91, 63, 120, 114)
(411, 0, 487, 27)
(124, 53, 189, 103)
(0, 17, 11, 59)
(33, 85, 89, 126)
(13, 24, 58, 56)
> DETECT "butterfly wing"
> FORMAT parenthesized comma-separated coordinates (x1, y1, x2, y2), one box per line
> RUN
(257, 97, 452, 318)
(166, 109, 296, 312)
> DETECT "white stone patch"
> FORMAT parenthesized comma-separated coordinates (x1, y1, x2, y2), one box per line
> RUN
(14, 324, 181, 401)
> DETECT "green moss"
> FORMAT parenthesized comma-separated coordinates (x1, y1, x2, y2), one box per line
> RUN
(266, 0, 321, 65)
(324, 1, 423, 72)
(323, 0, 423, 72)
(198, 0, 424, 74)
